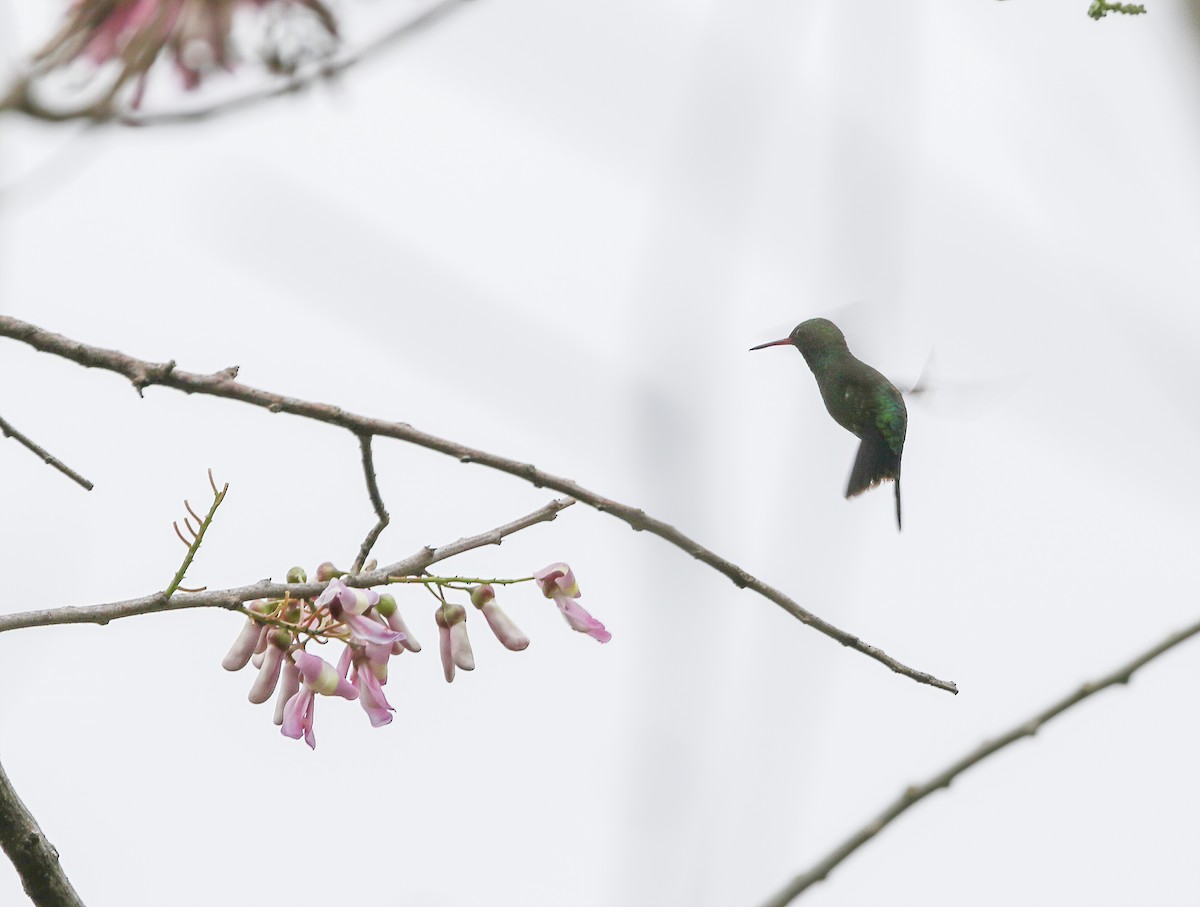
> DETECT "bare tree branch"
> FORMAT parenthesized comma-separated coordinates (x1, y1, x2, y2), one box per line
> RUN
(0, 758, 85, 907)
(759, 616, 1200, 906)
(351, 434, 390, 575)
(0, 414, 93, 491)
(0, 315, 957, 694)
(0, 496, 573, 634)
(0, 0, 475, 125)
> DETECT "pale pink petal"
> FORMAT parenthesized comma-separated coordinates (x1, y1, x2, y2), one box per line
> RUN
(385, 609, 421, 653)
(222, 618, 261, 671)
(247, 644, 284, 704)
(356, 666, 394, 728)
(340, 585, 379, 616)
(294, 651, 358, 700)
(314, 577, 351, 610)
(435, 604, 473, 677)
(281, 687, 316, 749)
(480, 601, 530, 652)
(364, 642, 390, 683)
(449, 620, 475, 670)
(341, 612, 402, 647)
(555, 596, 611, 644)
(247, 630, 291, 703)
(438, 621, 455, 683)
(336, 645, 353, 679)
(533, 563, 580, 598)
(273, 660, 300, 726)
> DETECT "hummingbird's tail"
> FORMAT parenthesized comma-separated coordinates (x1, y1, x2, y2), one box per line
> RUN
(846, 435, 902, 530)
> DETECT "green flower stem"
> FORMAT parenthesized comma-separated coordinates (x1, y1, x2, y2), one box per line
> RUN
(164, 473, 228, 598)
(386, 575, 534, 587)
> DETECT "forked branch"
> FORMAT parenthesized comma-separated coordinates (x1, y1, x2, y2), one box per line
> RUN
(0, 316, 956, 694)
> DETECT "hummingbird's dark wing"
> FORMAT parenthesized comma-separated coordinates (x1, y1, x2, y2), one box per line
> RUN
(872, 384, 907, 456)
(843, 377, 907, 530)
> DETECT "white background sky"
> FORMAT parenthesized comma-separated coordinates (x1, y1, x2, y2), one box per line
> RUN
(2, 1, 1200, 905)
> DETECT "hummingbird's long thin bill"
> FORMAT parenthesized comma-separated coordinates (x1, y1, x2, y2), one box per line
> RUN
(749, 338, 791, 351)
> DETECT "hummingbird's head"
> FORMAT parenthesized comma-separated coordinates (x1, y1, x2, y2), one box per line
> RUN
(750, 317, 848, 359)
(789, 318, 848, 357)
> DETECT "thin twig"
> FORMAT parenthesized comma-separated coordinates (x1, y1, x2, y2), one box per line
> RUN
(759, 616, 1200, 907)
(351, 434, 390, 575)
(164, 473, 229, 597)
(0, 315, 956, 694)
(0, 497, 573, 634)
(0, 757, 85, 907)
(0, 413, 93, 490)
(0, 0, 475, 125)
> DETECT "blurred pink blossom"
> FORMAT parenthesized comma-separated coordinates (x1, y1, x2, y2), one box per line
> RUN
(35, 0, 338, 107)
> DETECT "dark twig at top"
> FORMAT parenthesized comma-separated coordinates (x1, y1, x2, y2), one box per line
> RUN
(0, 413, 94, 491)
(0, 757, 85, 907)
(759, 616, 1200, 906)
(0, 315, 957, 694)
(351, 434, 391, 574)
(0, 0, 476, 126)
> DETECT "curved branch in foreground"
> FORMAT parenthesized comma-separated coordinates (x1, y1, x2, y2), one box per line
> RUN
(0, 497, 572, 634)
(0, 758, 85, 907)
(759, 616, 1200, 907)
(0, 0, 475, 125)
(0, 414, 94, 491)
(0, 315, 956, 694)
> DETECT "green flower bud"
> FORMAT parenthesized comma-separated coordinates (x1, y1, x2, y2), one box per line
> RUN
(469, 585, 496, 609)
(375, 593, 398, 618)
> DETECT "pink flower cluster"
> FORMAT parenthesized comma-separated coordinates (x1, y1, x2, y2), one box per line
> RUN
(35, 0, 338, 107)
(223, 575, 416, 749)
(223, 562, 608, 748)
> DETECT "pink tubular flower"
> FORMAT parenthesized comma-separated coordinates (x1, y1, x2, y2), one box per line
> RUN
(281, 684, 318, 749)
(280, 650, 358, 748)
(470, 585, 530, 652)
(316, 576, 378, 615)
(317, 578, 404, 647)
(247, 628, 291, 704)
(376, 594, 421, 654)
(533, 563, 611, 643)
(293, 650, 357, 699)
(273, 659, 300, 727)
(351, 648, 394, 728)
(34, 0, 339, 108)
(221, 608, 268, 671)
(434, 603, 474, 683)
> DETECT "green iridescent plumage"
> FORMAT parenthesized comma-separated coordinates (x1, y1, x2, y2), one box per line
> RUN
(751, 318, 907, 529)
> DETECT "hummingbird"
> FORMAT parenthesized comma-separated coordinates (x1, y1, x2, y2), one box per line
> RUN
(750, 318, 907, 529)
